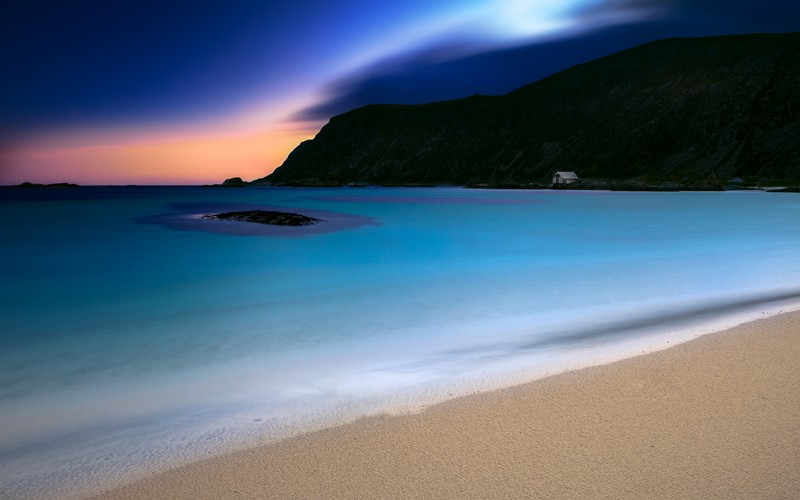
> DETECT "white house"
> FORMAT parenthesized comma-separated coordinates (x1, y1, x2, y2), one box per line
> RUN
(552, 171, 580, 185)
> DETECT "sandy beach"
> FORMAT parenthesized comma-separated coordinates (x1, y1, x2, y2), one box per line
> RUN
(95, 311, 800, 499)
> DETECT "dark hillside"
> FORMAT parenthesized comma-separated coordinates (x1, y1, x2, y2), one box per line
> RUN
(258, 33, 800, 186)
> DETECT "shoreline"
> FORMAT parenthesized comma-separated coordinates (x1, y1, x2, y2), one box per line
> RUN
(95, 309, 800, 499)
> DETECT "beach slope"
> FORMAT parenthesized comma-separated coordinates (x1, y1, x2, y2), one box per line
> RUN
(96, 311, 800, 499)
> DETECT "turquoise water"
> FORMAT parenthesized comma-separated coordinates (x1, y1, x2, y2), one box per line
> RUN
(2, 187, 800, 498)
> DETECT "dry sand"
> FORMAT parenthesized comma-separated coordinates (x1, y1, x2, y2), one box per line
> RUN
(96, 311, 800, 499)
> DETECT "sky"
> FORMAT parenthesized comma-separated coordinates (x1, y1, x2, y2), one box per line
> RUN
(1, 0, 798, 185)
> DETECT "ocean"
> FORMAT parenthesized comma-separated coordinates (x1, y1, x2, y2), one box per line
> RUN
(2, 186, 799, 498)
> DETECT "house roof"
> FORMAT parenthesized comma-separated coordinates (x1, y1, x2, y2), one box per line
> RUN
(554, 171, 580, 179)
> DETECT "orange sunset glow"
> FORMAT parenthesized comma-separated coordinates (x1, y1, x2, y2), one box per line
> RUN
(2, 124, 317, 185)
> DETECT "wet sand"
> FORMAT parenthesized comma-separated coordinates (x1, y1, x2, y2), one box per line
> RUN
(95, 311, 800, 499)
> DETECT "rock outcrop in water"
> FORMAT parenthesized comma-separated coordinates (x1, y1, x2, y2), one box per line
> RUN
(11, 182, 79, 188)
(203, 177, 248, 188)
(202, 210, 321, 226)
(254, 32, 800, 187)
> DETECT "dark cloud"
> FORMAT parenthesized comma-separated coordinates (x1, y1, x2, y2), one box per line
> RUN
(296, 0, 800, 122)
(294, 24, 663, 120)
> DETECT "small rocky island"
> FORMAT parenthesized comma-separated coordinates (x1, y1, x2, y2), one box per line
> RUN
(11, 182, 79, 188)
(203, 177, 248, 188)
(202, 210, 322, 226)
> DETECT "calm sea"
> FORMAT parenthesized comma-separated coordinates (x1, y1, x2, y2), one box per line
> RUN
(2, 186, 799, 498)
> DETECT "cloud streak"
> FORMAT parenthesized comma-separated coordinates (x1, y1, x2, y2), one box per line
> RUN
(294, 0, 799, 123)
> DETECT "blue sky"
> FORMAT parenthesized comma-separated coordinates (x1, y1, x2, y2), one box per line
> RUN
(1, 0, 798, 184)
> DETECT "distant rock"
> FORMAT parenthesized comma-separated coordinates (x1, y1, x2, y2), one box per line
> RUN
(204, 177, 248, 188)
(222, 177, 247, 187)
(11, 182, 79, 188)
(202, 210, 322, 226)
(254, 32, 800, 187)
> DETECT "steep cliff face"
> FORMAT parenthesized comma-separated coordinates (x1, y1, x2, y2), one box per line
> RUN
(259, 33, 800, 186)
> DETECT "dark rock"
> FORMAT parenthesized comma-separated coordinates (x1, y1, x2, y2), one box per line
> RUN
(204, 177, 248, 188)
(202, 210, 322, 226)
(221, 177, 247, 187)
(12, 182, 79, 188)
(254, 32, 800, 187)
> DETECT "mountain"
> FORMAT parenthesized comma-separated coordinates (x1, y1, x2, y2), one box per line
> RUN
(256, 32, 800, 187)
